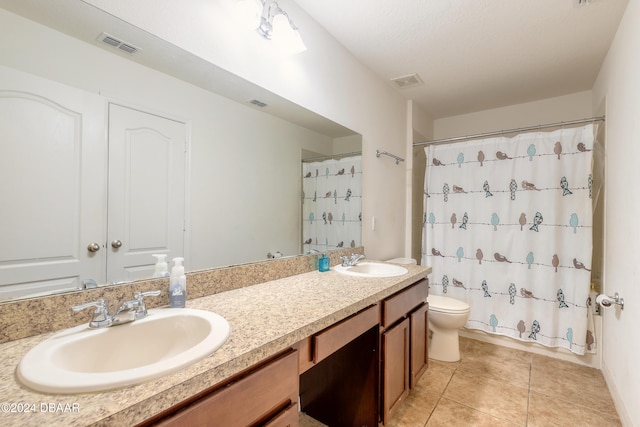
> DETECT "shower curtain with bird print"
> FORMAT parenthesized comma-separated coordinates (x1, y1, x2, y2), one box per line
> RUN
(422, 124, 598, 355)
(302, 155, 362, 254)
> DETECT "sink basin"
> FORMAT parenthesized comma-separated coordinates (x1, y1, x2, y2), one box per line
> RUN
(17, 308, 230, 394)
(333, 262, 408, 278)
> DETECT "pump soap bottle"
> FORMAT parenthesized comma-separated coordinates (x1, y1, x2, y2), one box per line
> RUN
(318, 253, 330, 272)
(152, 254, 170, 278)
(169, 257, 186, 308)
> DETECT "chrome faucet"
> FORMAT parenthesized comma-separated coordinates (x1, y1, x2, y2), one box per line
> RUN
(72, 290, 161, 329)
(340, 253, 365, 267)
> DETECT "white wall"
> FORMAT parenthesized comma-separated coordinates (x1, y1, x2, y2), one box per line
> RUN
(83, 0, 411, 262)
(410, 101, 434, 262)
(592, 0, 640, 424)
(433, 91, 594, 139)
(0, 9, 335, 272)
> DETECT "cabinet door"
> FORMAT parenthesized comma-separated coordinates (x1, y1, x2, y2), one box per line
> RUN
(381, 317, 410, 424)
(410, 302, 429, 388)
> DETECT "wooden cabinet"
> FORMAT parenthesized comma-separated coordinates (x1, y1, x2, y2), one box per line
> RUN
(299, 305, 380, 427)
(312, 304, 379, 364)
(381, 317, 410, 421)
(410, 301, 429, 387)
(140, 277, 428, 427)
(147, 350, 299, 427)
(380, 278, 429, 424)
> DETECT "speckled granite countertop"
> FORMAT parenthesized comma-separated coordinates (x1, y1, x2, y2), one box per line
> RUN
(0, 263, 430, 427)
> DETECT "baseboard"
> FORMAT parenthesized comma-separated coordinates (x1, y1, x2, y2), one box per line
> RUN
(601, 361, 633, 426)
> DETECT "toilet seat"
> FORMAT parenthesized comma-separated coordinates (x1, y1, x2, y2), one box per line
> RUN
(428, 295, 470, 313)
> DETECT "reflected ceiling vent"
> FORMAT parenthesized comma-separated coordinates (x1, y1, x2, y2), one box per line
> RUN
(572, 0, 590, 7)
(249, 99, 268, 108)
(97, 32, 141, 54)
(390, 73, 423, 89)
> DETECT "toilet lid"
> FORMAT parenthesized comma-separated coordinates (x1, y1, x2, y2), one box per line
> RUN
(427, 295, 470, 313)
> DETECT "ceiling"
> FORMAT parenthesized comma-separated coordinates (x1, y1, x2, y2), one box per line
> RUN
(1, 0, 629, 133)
(294, 0, 629, 119)
(0, 0, 357, 138)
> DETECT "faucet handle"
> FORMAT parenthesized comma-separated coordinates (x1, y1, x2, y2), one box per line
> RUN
(133, 290, 162, 319)
(71, 298, 112, 328)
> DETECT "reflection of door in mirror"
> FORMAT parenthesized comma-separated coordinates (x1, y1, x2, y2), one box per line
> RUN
(107, 104, 186, 283)
(0, 67, 106, 300)
(0, 67, 187, 300)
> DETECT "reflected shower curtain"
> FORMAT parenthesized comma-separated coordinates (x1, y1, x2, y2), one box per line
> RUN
(302, 156, 362, 253)
(421, 125, 597, 355)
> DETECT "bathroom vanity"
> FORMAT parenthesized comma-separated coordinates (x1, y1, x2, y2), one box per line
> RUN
(0, 258, 431, 427)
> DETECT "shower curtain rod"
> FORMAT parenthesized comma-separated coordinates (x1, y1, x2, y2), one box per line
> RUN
(414, 116, 605, 147)
(302, 151, 361, 162)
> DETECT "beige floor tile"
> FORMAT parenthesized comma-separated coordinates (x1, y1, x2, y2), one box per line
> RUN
(530, 354, 617, 415)
(464, 338, 532, 364)
(443, 370, 529, 425)
(299, 413, 328, 427)
(383, 339, 621, 427)
(457, 340, 531, 388)
(425, 397, 520, 427)
(386, 360, 456, 427)
(528, 391, 622, 427)
(385, 390, 437, 427)
(419, 360, 457, 393)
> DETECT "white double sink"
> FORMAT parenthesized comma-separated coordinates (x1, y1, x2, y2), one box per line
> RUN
(17, 308, 230, 394)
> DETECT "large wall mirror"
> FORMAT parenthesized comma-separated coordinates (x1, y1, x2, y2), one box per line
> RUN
(0, 0, 362, 302)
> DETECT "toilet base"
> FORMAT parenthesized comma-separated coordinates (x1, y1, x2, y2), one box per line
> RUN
(429, 330, 461, 362)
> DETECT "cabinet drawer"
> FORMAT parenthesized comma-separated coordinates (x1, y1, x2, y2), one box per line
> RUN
(264, 403, 299, 427)
(381, 279, 428, 329)
(313, 304, 379, 363)
(157, 350, 298, 427)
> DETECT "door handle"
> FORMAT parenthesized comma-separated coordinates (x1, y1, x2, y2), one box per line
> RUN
(111, 240, 123, 249)
(87, 243, 101, 253)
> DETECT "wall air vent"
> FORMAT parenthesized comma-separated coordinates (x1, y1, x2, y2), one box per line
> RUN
(249, 99, 268, 108)
(97, 32, 141, 54)
(390, 73, 423, 89)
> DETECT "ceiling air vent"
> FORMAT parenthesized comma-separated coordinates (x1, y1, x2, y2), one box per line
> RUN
(391, 73, 423, 89)
(249, 99, 268, 108)
(97, 32, 141, 55)
(572, 0, 590, 7)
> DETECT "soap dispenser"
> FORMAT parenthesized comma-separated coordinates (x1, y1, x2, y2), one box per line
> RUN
(318, 253, 330, 272)
(169, 257, 186, 308)
(152, 254, 170, 278)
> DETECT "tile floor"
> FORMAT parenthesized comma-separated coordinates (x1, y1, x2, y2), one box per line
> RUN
(387, 337, 622, 427)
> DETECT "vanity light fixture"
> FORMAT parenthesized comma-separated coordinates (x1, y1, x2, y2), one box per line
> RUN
(257, 0, 295, 40)
(232, 0, 306, 54)
(254, 0, 306, 54)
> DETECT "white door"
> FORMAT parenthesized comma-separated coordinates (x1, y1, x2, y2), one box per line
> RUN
(107, 104, 187, 283)
(0, 66, 106, 299)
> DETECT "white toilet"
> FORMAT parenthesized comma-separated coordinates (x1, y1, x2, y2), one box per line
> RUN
(427, 295, 470, 362)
